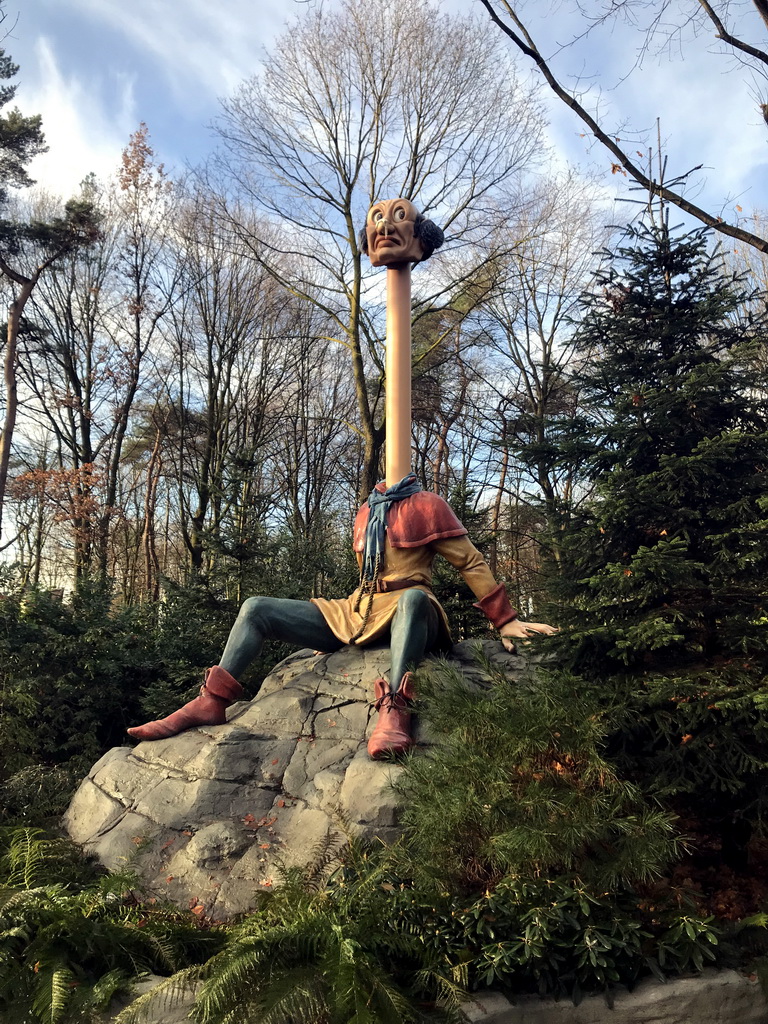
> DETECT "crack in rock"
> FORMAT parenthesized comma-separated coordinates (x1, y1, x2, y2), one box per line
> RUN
(305, 697, 366, 739)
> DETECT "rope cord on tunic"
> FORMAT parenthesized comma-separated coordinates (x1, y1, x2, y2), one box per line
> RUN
(349, 551, 380, 645)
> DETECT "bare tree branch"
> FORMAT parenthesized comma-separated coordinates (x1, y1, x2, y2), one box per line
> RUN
(697, 0, 768, 65)
(478, 0, 768, 254)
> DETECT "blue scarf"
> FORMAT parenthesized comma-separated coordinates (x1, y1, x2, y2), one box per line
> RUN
(361, 473, 422, 582)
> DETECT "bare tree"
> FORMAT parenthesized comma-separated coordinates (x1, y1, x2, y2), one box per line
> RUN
(210, 0, 545, 496)
(480, 171, 609, 515)
(99, 125, 177, 580)
(5, 441, 58, 587)
(18, 182, 120, 581)
(161, 191, 297, 577)
(14, 127, 174, 586)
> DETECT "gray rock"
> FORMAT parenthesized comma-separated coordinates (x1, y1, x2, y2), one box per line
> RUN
(64, 639, 521, 919)
(64, 777, 125, 845)
(461, 969, 768, 1024)
(97, 973, 198, 1024)
(339, 750, 403, 828)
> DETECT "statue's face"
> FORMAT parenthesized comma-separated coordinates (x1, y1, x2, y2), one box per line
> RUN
(365, 198, 423, 267)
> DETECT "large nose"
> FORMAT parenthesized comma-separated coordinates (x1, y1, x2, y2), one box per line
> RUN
(376, 216, 392, 235)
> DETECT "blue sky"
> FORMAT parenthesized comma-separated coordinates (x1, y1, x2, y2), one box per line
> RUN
(8, 0, 768, 224)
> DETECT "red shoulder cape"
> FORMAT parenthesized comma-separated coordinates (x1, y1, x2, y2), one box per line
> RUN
(352, 489, 468, 552)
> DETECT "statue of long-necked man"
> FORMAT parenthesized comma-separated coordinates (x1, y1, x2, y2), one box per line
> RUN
(127, 200, 557, 758)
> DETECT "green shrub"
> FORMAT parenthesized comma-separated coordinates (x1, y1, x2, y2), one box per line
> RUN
(0, 828, 221, 1024)
(509, 221, 768, 853)
(369, 870, 718, 1001)
(0, 765, 82, 827)
(395, 653, 681, 892)
(120, 832, 720, 1020)
(0, 573, 238, 824)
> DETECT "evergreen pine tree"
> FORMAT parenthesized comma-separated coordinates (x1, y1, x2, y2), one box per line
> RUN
(533, 215, 768, 860)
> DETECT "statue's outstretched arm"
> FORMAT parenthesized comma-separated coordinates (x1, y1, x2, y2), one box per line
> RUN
(431, 535, 558, 650)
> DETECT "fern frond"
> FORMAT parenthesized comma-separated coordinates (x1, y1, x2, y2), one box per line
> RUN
(0, 883, 73, 916)
(299, 824, 346, 890)
(87, 967, 132, 1011)
(95, 870, 144, 898)
(255, 967, 329, 1024)
(413, 964, 467, 1015)
(0, 922, 31, 944)
(31, 961, 75, 1024)
(4, 828, 62, 890)
(347, 961, 423, 1024)
(194, 938, 276, 1017)
(118, 923, 180, 975)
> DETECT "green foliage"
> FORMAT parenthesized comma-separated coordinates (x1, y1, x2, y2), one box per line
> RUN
(122, 827, 722, 1019)
(0, 765, 80, 835)
(0, 571, 239, 823)
(0, 40, 46, 206)
(395, 654, 680, 892)
(517, 220, 768, 849)
(0, 827, 221, 1024)
(0, 195, 102, 259)
(134, 577, 238, 719)
(0, 821, 725, 1023)
(726, 914, 768, 995)
(430, 484, 494, 642)
(0, 583, 157, 782)
(226, 523, 360, 609)
(382, 873, 718, 1001)
(116, 833, 464, 1024)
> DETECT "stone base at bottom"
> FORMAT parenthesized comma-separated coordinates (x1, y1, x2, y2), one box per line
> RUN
(462, 969, 767, 1024)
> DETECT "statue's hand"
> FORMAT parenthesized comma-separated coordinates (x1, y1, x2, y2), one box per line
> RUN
(499, 619, 558, 654)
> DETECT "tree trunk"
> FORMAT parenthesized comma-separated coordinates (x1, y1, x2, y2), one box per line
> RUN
(0, 281, 34, 544)
(489, 434, 510, 578)
(142, 428, 162, 601)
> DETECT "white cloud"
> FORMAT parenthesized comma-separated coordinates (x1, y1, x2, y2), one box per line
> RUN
(15, 36, 136, 197)
(60, 0, 285, 102)
(5, 0, 290, 202)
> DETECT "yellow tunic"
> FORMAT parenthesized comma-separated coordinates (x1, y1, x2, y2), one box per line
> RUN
(311, 534, 500, 647)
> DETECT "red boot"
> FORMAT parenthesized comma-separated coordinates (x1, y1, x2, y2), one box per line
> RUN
(367, 672, 416, 760)
(127, 666, 244, 741)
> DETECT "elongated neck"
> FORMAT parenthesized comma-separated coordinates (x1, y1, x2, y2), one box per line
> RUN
(385, 264, 412, 488)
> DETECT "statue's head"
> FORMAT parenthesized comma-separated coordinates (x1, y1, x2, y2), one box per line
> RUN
(360, 197, 444, 267)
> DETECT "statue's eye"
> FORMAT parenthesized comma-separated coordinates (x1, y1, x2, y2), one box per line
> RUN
(394, 207, 406, 221)
(372, 210, 384, 223)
